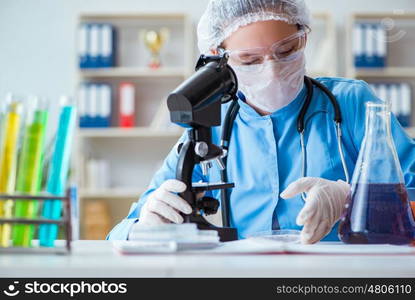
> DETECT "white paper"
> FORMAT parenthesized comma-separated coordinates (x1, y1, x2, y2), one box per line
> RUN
(190, 240, 415, 255)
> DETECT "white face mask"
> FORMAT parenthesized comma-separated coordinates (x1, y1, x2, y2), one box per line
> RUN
(233, 51, 306, 113)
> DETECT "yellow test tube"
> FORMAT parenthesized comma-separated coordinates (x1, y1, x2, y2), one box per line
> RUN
(0, 101, 23, 247)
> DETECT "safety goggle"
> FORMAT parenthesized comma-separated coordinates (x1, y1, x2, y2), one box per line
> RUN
(220, 28, 308, 71)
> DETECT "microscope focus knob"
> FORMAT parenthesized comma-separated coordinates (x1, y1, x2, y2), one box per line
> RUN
(195, 142, 209, 158)
(198, 197, 220, 216)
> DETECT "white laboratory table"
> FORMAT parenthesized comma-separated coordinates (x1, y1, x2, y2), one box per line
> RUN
(1, 240, 415, 278)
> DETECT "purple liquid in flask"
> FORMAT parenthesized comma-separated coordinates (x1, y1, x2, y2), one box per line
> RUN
(338, 102, 415, 245)
(339, 183, 415, 244)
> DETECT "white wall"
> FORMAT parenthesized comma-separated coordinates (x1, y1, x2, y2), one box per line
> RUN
(1, 0, 415, 102)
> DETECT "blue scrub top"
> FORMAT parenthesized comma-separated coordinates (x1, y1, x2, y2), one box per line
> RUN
(107, 77, 415, 241)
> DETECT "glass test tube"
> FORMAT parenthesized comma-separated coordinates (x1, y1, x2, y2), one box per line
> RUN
(39, 96, 76, 247)
(0, 97, 23, 247)
(12, 97, 49, 247)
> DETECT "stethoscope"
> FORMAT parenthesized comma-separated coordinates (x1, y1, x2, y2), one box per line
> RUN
(219, 76, 350, 227)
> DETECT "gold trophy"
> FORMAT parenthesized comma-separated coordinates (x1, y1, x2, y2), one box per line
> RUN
(141, 28, 169, 69)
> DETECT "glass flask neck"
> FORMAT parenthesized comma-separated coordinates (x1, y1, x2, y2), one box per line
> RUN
(364, 103, 392, 141)
(354, 102, 404, 184)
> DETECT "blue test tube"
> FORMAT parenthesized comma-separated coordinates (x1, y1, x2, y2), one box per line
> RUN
(39, 96, 76, 247)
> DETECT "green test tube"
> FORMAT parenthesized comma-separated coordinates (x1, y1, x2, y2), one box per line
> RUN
(12, 98, 48, 247)
(0, 98, 23, 247)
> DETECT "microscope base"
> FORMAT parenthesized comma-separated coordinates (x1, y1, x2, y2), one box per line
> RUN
(187, 215, 238, 242)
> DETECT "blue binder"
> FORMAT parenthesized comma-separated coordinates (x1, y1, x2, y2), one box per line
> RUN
(354, 24, 365, 68)
(365, 24, 377, 67)
(355, 23, 387, 68)
(97, 84, 112, 127)
(78, 83, 89, 128)
(99, 24, 116, 68)
(375, 24, 387, 68)
(78, 24, 89, 69)
(89, 24, 100, 68)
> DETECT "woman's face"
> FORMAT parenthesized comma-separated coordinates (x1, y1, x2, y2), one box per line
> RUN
(217, 20, 306, 116)
(221, 20, 299, 52)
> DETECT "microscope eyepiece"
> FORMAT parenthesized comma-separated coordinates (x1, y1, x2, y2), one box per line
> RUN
(167, 54, 238, 128)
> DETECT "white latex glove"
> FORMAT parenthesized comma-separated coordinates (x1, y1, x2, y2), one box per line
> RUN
(280, 177, 350, 244)
(137, 179, 193, 225)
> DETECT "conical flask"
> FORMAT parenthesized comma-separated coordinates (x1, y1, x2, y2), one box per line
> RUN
(338, 102, 415, 244)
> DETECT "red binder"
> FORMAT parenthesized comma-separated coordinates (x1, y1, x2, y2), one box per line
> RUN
(119, 83, 135, 128)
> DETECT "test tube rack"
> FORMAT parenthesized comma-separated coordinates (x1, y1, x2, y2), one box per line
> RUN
(0, 188, 76, 254)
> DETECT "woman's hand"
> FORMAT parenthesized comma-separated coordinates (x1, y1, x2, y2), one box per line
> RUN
(137, 179, 193, 225)
(281, 177, 350, 244)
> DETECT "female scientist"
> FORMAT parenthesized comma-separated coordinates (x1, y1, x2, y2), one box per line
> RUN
(108, 0, 415, 244)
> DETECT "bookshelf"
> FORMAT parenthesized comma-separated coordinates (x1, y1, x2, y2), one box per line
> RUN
(346, 12, 415, 138)
(79, 188, 147, 199)
(79, 67, 189, 79)
(74, 13, 193, 239)
(78, 127, 183, 138)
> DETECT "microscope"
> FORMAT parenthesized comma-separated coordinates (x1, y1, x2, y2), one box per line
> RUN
(167, 54, 238, 242)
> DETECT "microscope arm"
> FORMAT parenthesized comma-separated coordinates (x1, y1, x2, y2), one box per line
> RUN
(175, 128, 237, 241)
